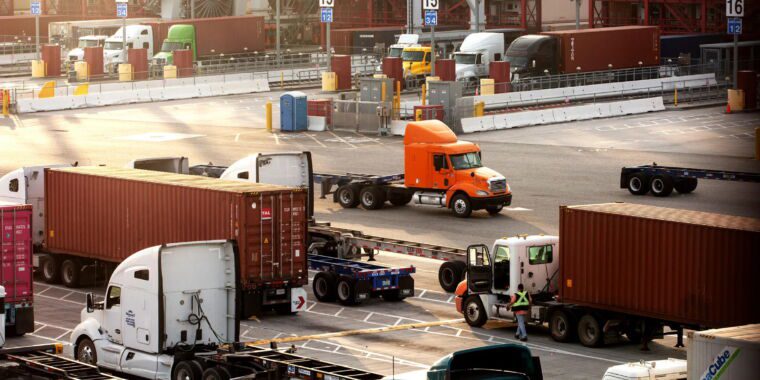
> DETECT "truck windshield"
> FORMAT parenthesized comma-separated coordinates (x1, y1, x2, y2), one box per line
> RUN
(389, 47, 403, 58)
(401, 50, 424, 62)
(505, 54, 528, 68)
(78, 39, 101, 48)
(450, 152, 482, 170)
(161, 41, 186, 52)
(454, 53, 477, 64)
(104, 41, 122, 50)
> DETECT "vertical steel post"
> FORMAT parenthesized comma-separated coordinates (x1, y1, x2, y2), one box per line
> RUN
(276, 0, 281, 63)
(733, 33, 738, 89)
(575, 0, 581, 29)
(122, 9, 127, 67)
(35, 12, 40, 60)
(475, 0, 480, 32)
(327, 22, 332, 72)
(431, 26, 435, 77)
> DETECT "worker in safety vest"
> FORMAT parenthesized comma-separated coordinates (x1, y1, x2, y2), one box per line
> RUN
(507, 283, 531, 342)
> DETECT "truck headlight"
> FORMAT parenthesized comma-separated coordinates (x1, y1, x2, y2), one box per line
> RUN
(476, 190, 489, 196)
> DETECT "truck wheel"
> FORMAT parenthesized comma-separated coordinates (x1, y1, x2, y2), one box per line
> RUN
(336, 276, 359, 306)
(674, 178, 698, 194)
(202, 367, 231, 380)
(173, 360, 203, 380)
(463, 295, 488, 327)
(337, 185, 360, 208)
(313, 272, 338, 302)
(75, 337, 97, 365)
(549, 310, 576, 343)
(389, 193, 413, 206)
(450, 194, 472, 218)
(577, 314, 605, 347)
(625, 328, 643, 344)
(42, 256, 61, 284)
(627, 173, 650, 195)
(486, 204, 504, 215)
(650, 175, 674, 197)
(438, 261, 466, 292)
(360, 186, 386, 210)
(382, 289, 405, 302)
(61, 259, 82, 288)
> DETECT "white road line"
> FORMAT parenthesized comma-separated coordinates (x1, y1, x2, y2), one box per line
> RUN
(327, 131, 357, 149)
(55, 331, 72, 340)
(304, 133, 327, 148)
(273, 133, 280, 145)
(234, 133, 240, 142)
(334, 308, 344, 317)
(28, 333, 71, 345)
(35, 293, 85, 306)
(446, 295, 454, 303)
(363, 312, 375, 322)
(417, 289, 427, 298)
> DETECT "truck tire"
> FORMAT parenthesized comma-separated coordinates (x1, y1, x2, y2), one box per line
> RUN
(463, 295, 488, 327)
(61, 259, 82, 288)
(202, 367, 231, 380)
(75, 337, 97, 365)
(173, 360, 203, 380)
(627, 173, 650, 195)
(486, 204, 504, 215)
(549, 310, 575, 343)
(42, 256, 61, 284)
(625, 328, 643, 344)
(389, 193, 413, 206)
(337, 185, 360, 208)
(577, 314, 605, 347)
(450, 194, 472, 218)
(650, 175, 674, 197)
(336, 276, 359, 306)
(674, 178, 698, 194)
(360, 186, 386, 210)
(382, 289, 405, 302)
(313, 272, 338, 302)
(438, 261, 466, 292)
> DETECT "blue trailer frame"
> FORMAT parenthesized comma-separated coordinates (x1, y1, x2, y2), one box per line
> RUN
(620, 164, 760, 197)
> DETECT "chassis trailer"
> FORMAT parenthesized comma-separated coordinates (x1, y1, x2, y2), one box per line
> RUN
(0, 344, 125, 380)
(620, 163, 760, 197)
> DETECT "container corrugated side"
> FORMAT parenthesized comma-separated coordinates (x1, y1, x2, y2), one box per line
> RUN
(559, 203, 760, 328)
(44, 167, 307, 290)
(0, 203, 33, 305)
(687, 324, 760, 379)
(142, 15, 265, 58)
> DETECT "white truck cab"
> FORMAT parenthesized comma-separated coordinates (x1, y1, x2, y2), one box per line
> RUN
(603, 359, 687, 380)
(104, 25, 154, 72)
(68, 35, 108, 62)
(388, 34, 420, 58)
(457, 235, 559, 326)
(71, 240, 239, 379)
(454, 32, 505, 84)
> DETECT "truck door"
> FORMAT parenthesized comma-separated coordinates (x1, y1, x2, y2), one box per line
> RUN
(431, 153, 451, 189)
(466, 244, 492, 294)
(100, 284, 126, 370)
(524, 244, 556, 294)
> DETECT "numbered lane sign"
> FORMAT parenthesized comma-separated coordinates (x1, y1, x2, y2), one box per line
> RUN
(728, 18, 742, 34)
(424, 10, 438, 26)
(423, 0, 439, 10)
(726, 0, 744, 17)
(319, 0, 334, 8)
(30, 1, 41, 15)
(321, 8, 333, 23)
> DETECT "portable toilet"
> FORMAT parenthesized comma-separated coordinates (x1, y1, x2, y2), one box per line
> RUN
(280, 91, 308, 132)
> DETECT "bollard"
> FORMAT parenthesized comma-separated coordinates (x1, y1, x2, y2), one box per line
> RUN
(421, 83, 427, 106)
(756, 127, 760, 160)
(415, 109, 422, 121)
(674, 88, 678, 107)
(381, 81, 387, 103)
(280, 72, 284, 89)
(394, 80, 401, 117)
(2, 90, 9, 117)
(266, 101, 273, 133)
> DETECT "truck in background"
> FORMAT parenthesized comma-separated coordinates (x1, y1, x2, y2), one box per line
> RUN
(602, 359, 687, 380)
(67, 35, 108, 62)
(0, 203, 34, 337)
(455, 203, 760, 348)
(103, 25, 154, 72)
(454, 32, 504, 85)
(401, 46, 433, 85)
(505, 26, 660, 78)
(388, 34, 420, 58)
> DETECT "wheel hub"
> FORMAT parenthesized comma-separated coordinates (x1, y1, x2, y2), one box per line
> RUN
(629, 177, 641, 191)
(454, 199, 466, 213)
(466, 303, 479, 320)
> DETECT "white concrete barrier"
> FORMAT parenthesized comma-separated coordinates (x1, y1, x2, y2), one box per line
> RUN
(307, 116, 327, 132)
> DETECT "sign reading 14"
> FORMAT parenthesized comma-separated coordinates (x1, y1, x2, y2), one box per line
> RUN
(319, 0, 334, 8)
(423, 0, 439, 10)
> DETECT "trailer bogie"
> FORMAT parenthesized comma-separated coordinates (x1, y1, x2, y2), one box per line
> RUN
(620, 164, 759, 197)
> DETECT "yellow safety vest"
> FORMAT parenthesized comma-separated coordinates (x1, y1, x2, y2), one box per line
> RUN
(512, 291, 529, 311)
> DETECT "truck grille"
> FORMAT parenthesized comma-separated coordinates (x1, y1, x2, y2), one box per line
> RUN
(489, 178, 507, 193)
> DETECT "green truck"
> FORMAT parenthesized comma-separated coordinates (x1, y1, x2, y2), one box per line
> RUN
(152, 24, 196, 65)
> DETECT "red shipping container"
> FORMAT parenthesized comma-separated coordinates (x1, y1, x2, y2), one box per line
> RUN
(0, 202, 34, 335)
(435, 59, 456, 81)
(173, 49, 193, 77)
(0, 15, 87, 42)
(737, 71, 757, 110)
(40, 44, 61, 77)
(559, 203, 760, 328)
(414, 105, 445, 121)
(331, 55, 352, 90)
(489, 61, 510, 93)
(542, 26, 660, 74)
(307, 99, 333, 126)
(128, 48, 149, 80)
(44, 167, 308, 316)
(84, 46, 104, 76)
(382, 57, 404, 90)
(326, 29, 353, 55)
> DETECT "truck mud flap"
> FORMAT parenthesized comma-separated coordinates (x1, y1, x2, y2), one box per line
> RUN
(355, 280, 372, 302)
(9, 306, 35, 335)
(239, 289, 262, 319)
(398, 275, 415, 297)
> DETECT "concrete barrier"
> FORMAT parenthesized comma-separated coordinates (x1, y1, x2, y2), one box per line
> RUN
(307, 116, 327, 132)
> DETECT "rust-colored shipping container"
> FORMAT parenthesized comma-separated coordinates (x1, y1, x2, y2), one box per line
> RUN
(41, 44, 61, 77)
(307, 99, 333, 126)
(542, 26, 660, 74)
(559, 203, 760, 328)
(382, 57, 404, 89)
(128, 48, 148, 80)
(489, 61, 510, 93)
(737, 71, 757, 110)
(173, 49, 193, 77)
(0, 15, 86, 42)
(435, 59, 456, 82)
(83, 46, 103, 76)
(327, 29, 353, 55)
(332, 55, 352, 90)
(414, 105, 445, 121)
(44, 167, 308, 316)
(142, 15, 265, 59)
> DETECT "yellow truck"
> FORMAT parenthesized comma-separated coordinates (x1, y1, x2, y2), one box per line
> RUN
(401, 46, 432, 86)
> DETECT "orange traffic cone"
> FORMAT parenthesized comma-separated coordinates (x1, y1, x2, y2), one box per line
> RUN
(726, 103, 732, 113)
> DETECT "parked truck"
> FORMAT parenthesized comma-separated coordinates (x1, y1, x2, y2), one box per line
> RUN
(67, 35, 108, 62)
(0, 203, 34, 337)
(389, 34, 420, 58)
(505, 26, 660, 78)
(103, 25, 155, 72)
(454, 32, 504, 85)
(402, 46, 433, 85)
(455, 203, 760, 348)
(0, 166, 308, 317)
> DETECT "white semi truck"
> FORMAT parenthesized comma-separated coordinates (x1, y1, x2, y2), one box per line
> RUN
(67, 35, 109, 62)
(103, 25, 155, 73)
(454, 32, 505, 84)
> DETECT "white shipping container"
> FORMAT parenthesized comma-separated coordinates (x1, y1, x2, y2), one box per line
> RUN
(687, 324, 760, 380)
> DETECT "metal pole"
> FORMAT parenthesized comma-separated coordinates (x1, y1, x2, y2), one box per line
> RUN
(733, 33, 738, 89)
(475, 0, 480, 32)
(576, 0, 581, 30)
(431, 26, 436, 76)
(191, 0, 195, 18)
(276, 0, 281, 63)
(122, 14, 127, 66)
(35, 14, 40, 60)
(327, 22, 332, 72)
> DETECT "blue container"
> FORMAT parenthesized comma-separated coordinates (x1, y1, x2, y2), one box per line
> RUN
(280, 91, 308, 132)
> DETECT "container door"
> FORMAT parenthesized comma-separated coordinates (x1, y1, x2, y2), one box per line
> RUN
(0, 209, 33, 304)
(247, 195, 276, 283)
(277, 192, 307, 284)
(467, 244, 492, 294)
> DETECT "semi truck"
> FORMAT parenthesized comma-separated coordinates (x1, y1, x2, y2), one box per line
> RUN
(103, 25, 155, 72)
(389, 34, 420, 58)
(401, 46, 433, 85)
(505, 26, 660, 78)
(0, 203, 34, 337)
(454, 32, 504, 85)
(319, 120, 512, 218)
(0, 166, 308, 317)
(454, 203, 760, 348)
(67, 35, 108, 62)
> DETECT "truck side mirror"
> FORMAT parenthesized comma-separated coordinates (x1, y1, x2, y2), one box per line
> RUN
(86, 293, 94, 313)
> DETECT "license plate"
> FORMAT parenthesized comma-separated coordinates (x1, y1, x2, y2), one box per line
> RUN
(382, 280, 390, 287)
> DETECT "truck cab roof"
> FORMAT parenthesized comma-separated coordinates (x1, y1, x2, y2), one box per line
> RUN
(404, 121, 479, 153)
(506, 34, 551, 56)
(603, 358, 686, 380)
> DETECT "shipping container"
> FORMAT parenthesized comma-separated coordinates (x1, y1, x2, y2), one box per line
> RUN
(40, 44, 61, 77)
(0, 202, 34, 336)
(687, 324, 760, 380)
(332, 55, 352, 90)
(142, 15, 265, 60)
(173, 49, 193, 77)
(83, 46, 103, 76)
(324, 26, 402, 55)
(0, 15, 88, 43)
(44, 167, 308, 316)
(559, 203, 760, 328)
(128, 47, 149, 80)
(435, 59, 456, 81)
(660, 33, 724, 61)
(542, 26, 660, 74)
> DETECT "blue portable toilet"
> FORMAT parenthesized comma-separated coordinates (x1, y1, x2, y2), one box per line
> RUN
(280, 91, 308, 132)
